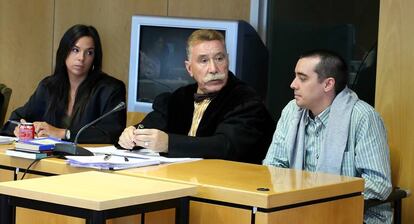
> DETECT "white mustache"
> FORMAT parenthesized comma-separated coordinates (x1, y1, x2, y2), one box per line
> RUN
(203, 73, 226, 82)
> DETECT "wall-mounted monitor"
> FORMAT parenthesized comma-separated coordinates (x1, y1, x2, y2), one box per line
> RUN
(128, 15, 268, 113)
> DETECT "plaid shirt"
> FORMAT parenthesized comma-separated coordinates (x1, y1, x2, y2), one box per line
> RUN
(263, 100, 392, 224)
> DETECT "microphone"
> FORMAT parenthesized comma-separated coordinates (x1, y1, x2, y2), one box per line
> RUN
(54, 102, 126, 156)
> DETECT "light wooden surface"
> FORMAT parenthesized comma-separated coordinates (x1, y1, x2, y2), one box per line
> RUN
(0, 145, 365, 223)
(377, 0, 414, 223)
(0, 171, 196, 210)
(127, 111, 146, 127)
(118, 160, 364, 224)
(255, 196, 364, 224)
(0, 0, 54, 121)
(168, 0, 250, 21)
(0, 144, 177, 223)
(190, 201, 251, 224)
(15, 207, 143, 224)
(0, 144, 92, 176)
(0, 169, 14, 182)
(118, 159, 364, 208)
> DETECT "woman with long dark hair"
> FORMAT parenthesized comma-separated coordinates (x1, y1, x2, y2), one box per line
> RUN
(1, 24, 126, 143)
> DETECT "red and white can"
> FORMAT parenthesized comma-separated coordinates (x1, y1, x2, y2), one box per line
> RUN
(19, 122, 35, 140)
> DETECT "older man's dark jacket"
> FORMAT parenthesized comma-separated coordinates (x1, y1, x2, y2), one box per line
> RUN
(140, 72, 275, 164)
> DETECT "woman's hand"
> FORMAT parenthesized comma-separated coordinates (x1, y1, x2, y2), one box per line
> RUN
(33, 121, 65, 139)
(12, 119, 27, 137)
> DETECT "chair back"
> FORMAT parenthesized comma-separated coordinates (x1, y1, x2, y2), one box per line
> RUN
(0, 84, 12, 129)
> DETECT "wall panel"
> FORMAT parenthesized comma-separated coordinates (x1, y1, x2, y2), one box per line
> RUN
(376, 0, 414, 223)
(168, 0, 250, 21)
(0, 0, 54, 122)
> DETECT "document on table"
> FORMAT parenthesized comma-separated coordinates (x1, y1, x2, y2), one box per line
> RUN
(84, 145, 202, 163)
(0, 136, 17, 145)
(65, 155, 160, 170)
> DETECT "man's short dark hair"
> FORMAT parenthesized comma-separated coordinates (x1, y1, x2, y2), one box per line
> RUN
(300, 49, 348, 94)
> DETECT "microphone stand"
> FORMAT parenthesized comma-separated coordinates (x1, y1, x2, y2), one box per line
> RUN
(54, 102, 126, 156)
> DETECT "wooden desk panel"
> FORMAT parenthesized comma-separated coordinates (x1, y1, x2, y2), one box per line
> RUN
(255, 196, 364, 224)
(0, 144, 90, 176)
(118, 159, 365, 224)
(0, 145, 136, 223)
(0, 171, 196, 224)
(0, 169, 13, 182)
(0, 145, 364, 224)
(0, 171, 196, 210)
(118, 160, 364, 208)
(16, 208, 84, 224)
(190, 201, 251, 224)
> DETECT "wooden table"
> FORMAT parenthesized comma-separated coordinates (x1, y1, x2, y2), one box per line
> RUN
(118, 160, 365, 224)
(0, 171, 196, 224)
(0, 144, 98, 181)
(0, 145, 365, 224)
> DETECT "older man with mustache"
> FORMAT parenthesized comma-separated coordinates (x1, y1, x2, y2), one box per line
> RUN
(118, 29, 275, 164)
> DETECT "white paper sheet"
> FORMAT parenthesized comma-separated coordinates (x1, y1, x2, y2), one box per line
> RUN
(85, 145, 202, 163)
(0, 136, 17, 145)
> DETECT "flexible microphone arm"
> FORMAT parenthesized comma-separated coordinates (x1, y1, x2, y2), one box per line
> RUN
(74, 102, 126, 145)
(54, 102, 126, 156)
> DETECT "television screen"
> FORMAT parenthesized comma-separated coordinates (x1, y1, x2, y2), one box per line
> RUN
(128, 15, 268, 113)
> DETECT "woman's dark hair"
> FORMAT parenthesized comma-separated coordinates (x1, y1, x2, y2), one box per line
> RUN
(45, 24, 103, 123)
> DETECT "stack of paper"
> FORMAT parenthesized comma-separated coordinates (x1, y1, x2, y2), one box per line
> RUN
(15, 137, 66, 153)
(0, 136, 17, 145)
(85, 146, 202, 163)
(8, 137, 66, 159)
(5, 149, 49, 160)
(66, 155, 160, 170)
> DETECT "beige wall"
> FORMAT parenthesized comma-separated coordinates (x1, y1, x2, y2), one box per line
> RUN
(168, 0, 250, 20)
(376, 0, 414, 223)
(0, 0, 54, 122)
(0, 0, 251, 127)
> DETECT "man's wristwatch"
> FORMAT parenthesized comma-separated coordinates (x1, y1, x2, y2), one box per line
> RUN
(65, 129, 71, 140)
